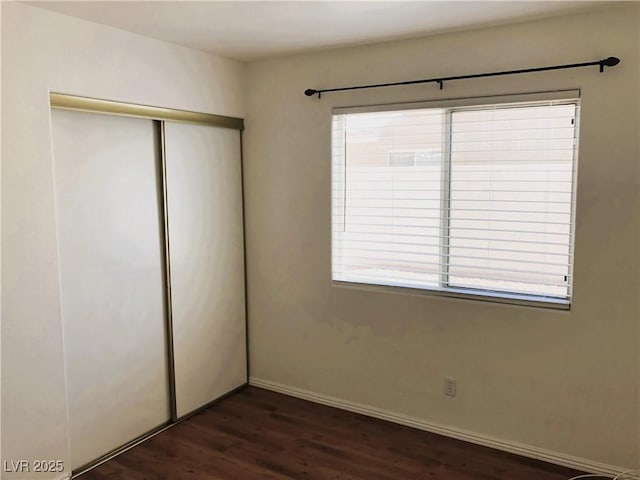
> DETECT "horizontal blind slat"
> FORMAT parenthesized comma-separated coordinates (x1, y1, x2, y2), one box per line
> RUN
(336, 270, 569, 292)
(337, 217, 572, 226)
(334, 255, 570, 278)
(334, 225, 571, 236)
(335, 245, 571, 267)
(335, 237, 572, 257)
(334, 231, 573, 246)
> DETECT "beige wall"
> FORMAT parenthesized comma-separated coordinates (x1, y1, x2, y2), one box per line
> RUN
(244, 5, 639, 471)
(1, 3, 245, 478)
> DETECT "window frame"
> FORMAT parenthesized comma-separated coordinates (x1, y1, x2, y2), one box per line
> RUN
(331, 90, 580, 310)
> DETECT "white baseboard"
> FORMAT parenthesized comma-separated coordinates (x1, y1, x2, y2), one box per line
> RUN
(249, 377, 628, 476)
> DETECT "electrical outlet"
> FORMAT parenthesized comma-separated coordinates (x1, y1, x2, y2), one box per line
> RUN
(444, 378, 457, 397)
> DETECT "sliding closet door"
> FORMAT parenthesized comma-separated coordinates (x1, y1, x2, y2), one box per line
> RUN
(51, 110, 169, 470)
(164, 122, 247, 417)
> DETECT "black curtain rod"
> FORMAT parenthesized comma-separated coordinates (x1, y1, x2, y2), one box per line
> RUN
(304, 56, 620, 98)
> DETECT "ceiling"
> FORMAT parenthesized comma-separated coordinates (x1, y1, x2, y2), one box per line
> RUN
(28, 1, 610, 61)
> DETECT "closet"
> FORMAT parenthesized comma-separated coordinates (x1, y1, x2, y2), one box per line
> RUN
(50, 94, 247, 474)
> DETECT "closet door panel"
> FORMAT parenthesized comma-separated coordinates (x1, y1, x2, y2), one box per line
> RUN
(164, 122, 246, 417)
(51, 110, 169, 470)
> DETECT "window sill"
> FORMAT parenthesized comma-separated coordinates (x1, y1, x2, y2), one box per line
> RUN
(331, 279, 571, 311)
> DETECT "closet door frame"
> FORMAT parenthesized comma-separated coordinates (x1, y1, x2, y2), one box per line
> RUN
(50, 93, 248, 478)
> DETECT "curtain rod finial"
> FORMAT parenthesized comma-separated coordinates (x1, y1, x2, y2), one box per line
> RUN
(305, 89, 318, 97)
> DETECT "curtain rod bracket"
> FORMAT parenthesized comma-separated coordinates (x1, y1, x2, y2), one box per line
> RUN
(305, 56, 621, 98)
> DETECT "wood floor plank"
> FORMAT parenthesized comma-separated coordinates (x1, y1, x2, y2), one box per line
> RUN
(78, 386, 584, 480)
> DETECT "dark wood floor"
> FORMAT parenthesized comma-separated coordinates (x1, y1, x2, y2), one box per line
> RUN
(81, 386, 583, 480)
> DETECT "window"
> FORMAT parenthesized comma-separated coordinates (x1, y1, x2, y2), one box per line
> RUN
(332, 96, 579, 307)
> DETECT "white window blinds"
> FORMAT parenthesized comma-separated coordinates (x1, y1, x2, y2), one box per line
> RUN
(332, 98, 579, 306)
